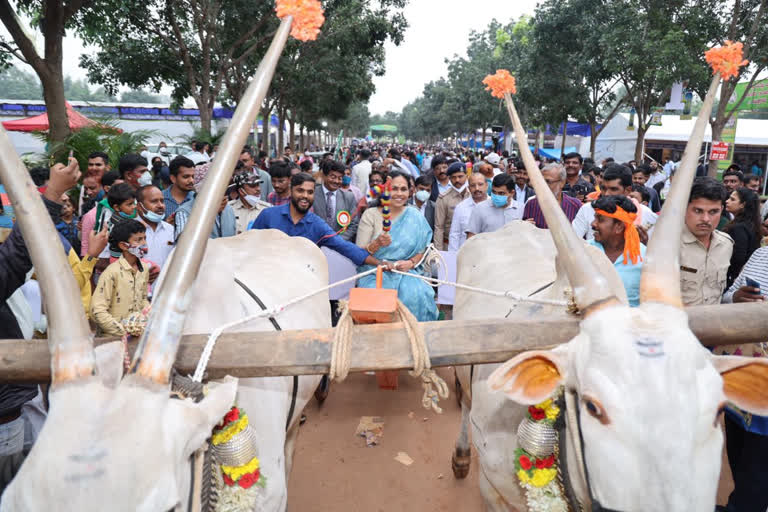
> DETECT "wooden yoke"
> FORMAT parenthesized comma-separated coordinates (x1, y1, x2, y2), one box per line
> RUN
(348, 266, 399, 389)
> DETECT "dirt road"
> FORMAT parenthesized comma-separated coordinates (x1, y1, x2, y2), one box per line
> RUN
(287, 368, 483, 511)
(287, 367, 734, 511)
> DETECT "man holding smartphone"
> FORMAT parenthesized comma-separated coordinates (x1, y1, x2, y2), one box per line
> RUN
(717, 248, 768, 512)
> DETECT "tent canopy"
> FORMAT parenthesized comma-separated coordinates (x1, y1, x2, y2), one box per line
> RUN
(528, 146, 579, 160)
(2, 103, 100, 132)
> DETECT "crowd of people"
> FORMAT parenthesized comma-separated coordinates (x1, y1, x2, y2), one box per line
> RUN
(0, 139, 767, 510)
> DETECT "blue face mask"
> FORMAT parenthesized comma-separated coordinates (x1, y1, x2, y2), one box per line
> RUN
(142, 208, 165, 224)
(491, 193, 508, 208)
(118, 209, 137, 219)
(486, 178, 493, 195)
(341, 175, 352, 186)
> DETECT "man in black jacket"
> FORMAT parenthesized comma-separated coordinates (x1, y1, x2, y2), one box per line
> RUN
(0, 158, 80, 493)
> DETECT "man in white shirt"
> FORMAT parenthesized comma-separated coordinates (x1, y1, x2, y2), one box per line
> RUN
(466, 174, 522, 238)
(449, 173, 488, 251)
(185, 141, 210, 166)
(572, 164, 657, 241)
(136, 185, 174, 295)
(351, 148, 373, 189)
(648, 158, 670, 189)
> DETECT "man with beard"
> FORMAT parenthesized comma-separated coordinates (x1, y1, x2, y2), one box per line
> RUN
(512, 165, 535, 210)
(449, 173, 488, 251)
(250, 173, 385, 267)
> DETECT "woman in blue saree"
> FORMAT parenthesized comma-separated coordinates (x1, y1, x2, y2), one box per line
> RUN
(356, 171, 439, 321)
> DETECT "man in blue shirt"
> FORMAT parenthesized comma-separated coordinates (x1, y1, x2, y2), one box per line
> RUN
(588, 195, 646, 307)
(250, 173, 385, 268)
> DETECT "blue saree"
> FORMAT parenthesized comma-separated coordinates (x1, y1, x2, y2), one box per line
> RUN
(357, 206, 439, 321)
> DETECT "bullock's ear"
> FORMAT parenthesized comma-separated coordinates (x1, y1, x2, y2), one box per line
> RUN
(488, 345, 567, 404)
(169, 376, 239, 457)
(711, 356, 768, 416)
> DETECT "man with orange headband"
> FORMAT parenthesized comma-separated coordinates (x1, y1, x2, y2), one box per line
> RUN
(589, 195, 646, 306)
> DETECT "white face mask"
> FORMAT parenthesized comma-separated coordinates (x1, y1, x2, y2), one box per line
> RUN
(451, 182, 468, 194)
(244, 194, 261, 207)
(415, 190, 430, 203)
(138, 171, 153, 186)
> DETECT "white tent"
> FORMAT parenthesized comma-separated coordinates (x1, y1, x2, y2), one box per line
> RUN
(587, 112, 768, 162)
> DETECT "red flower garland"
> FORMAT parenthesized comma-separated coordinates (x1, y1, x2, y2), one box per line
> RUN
(528, 406, 546, 421)
(519, 455, 533, 471)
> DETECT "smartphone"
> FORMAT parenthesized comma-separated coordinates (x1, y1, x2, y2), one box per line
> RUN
(746, 276, 761, 291)
(95, 209, 107, 232)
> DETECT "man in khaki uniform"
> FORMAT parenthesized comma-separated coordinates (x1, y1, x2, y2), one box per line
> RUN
(228, 169, 270, 234)
(433, 162, 469, 250)
(679, 177, 733, 306)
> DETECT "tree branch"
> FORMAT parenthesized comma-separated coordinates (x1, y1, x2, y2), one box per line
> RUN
(0, 0, 44, 74)
(0, 40, 27, 64)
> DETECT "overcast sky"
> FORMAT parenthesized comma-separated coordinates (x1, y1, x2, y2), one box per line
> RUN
(4, 0, 539, 111)
(367, 0, 539, 114)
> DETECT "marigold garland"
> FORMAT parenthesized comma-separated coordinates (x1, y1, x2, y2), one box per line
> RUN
(483, 69, 517, 98)
(212, 412, 249, 446)
(515, 397, 563, 490)
(221, 456, 261, 481)
(705, 41, 749, 81)
(276, 0, 325, 42)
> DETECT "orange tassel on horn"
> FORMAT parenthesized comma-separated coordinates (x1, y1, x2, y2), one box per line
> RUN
(483, 69, 517, 98)
(705, 41, 749, 81)
(276, 0, 325, 41)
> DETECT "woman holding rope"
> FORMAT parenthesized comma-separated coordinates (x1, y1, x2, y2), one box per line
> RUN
(356, 170, 439, 321)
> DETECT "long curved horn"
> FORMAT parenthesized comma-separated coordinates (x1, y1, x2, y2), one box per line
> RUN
(640, 76, 721, 307)
(131, 17, 294, 383)
(504, 93, 618, 313)
(0, 129, 95, 385)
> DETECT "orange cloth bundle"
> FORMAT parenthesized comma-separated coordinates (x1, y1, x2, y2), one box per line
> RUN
(483, 69, 517, 98)
(705, 41, 749, 81)
(594, 207, 642, 265)
(276, 0, 325, 41)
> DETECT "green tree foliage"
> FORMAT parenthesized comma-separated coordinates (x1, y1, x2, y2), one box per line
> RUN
(600, 0, 723, 160)
(0, 66, 42, 99)
(0, 0, 106, 143)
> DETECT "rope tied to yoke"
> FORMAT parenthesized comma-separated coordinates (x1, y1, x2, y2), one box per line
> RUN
(329, 299, 450, 414)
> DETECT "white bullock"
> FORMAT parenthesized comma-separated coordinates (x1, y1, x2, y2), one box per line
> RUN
(1, 229, 328, 511)
(449, 78, 768, 511)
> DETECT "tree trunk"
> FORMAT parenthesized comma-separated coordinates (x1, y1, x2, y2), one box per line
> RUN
(560, 121, 568, 157)
(198, 103, 213, 134)
(289, 118, 295, 152)
(261, 106, 270, 158)
(300, 125, 305, 151)
(589, 123, 597, 160)
(277, 108, 285, 157)
(634, 125, 647, 163)
(40, 70, 71, 146)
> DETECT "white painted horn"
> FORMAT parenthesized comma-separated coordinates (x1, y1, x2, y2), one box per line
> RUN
(639, 75, 721, 307)
(0, 128, 95, 385)
(131, 17, 295, 383)
(504, 93, 618, 313)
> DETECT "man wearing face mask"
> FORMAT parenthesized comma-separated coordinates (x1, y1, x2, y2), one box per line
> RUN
(433, 162, 470, 250)
(466, 173, 522, 239)
(136, 185, 174, 272)
(228, 170, 270, 235)
(449, 173, 489, 251)
(118, 153, 149, 191)
(413, 176, 436, 231)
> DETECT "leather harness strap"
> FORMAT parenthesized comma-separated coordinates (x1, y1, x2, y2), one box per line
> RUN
(233, 278, 298, 432)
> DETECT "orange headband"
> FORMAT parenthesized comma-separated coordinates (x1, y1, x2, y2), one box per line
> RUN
(594, 207, 642, 265)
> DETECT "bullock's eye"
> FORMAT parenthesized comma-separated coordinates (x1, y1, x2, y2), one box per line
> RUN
(715, 402, 727, 427)
(583, 396, 609, 425)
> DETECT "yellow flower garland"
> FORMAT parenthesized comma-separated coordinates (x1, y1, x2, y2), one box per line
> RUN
(221, 455, 260, 481)
(212, 413, 249, 446)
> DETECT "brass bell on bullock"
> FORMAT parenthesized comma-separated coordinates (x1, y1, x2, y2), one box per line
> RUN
(517, 417, 558, 458)
(348, 266, 400, 389)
